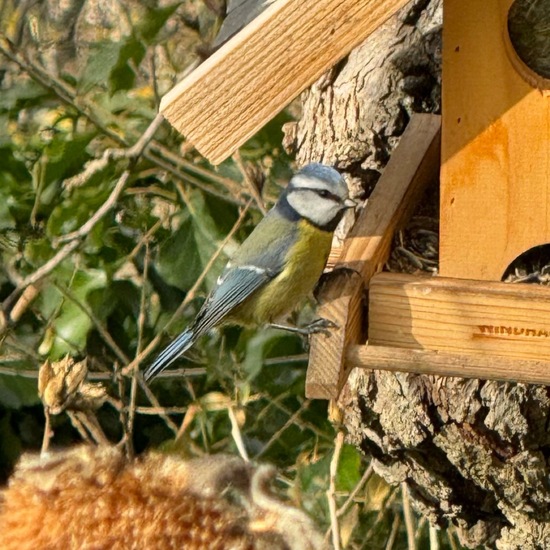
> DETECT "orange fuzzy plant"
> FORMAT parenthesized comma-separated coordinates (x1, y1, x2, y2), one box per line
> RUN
(0, 445, 325, 550)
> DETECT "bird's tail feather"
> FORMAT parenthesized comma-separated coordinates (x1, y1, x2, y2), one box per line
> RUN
(144, 328, 195, 381)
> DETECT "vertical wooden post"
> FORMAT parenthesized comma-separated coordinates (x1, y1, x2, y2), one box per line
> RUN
(440, 0, 550, 281)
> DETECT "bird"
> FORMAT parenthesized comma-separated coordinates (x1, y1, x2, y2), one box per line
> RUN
(144, 163, 355, 381)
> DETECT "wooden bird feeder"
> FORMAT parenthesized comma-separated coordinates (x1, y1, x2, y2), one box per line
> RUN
(160, 0, 550, 398)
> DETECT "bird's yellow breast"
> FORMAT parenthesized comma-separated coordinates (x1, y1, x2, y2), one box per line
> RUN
(234, 220, 333, 325)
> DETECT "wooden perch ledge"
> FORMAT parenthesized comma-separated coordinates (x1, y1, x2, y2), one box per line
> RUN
(347, 346, 550, 387)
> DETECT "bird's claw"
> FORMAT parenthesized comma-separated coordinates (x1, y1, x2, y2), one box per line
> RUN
(303, 318, 338, 336)
(268, 318, 338, 337)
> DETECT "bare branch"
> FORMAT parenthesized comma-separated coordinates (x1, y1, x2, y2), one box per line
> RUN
(327, 429, 344, 550)
(337, 462, 373, 518)
(228, 406, 249, 462)
(402, 483, 417, 550)
(41, 408, 53, 456)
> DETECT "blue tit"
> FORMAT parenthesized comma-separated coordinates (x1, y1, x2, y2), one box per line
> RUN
(144, 163, 355, 381)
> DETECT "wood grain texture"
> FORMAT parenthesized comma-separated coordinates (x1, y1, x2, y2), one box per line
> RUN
(347, 345, 550, 386)
(340, 114, 441, 279)
(160, 0, 413, 165)
(440, 0, 550, 281)
(306, 270, 364, 400)
(305, 114, 441, 399)
(369, 272, 550, 361)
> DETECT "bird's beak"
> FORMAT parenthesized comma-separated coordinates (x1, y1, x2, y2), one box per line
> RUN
(343, 198, 357, 209)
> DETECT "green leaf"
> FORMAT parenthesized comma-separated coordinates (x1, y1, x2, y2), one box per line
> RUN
(156, 213, 204, 291)
(0, 377, 40, 409)
(242, 329, 304, 381)
(38, 266, 108, 359)
(296, 454, 331, 521)
(0, 191, 16, 230)
(46, 174, 115, 238)
(41, 132, 95, 188)
(336, 444, 362, 492)
(156, 190, 231, 292)
(136, 4, 180, 43)
(0, 78, 49, 111)
(79, 41, 126, 94)
(108, 37, 146, 92)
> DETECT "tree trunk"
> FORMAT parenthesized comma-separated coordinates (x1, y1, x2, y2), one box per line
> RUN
(286, 1, 550, 548)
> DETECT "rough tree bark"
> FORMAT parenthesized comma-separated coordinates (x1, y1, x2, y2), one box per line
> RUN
(285, 1, 550, 548)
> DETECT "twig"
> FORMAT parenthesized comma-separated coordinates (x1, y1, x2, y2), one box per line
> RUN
(69, 411, 110, 445)
(149, 142, 243, 197)
(175, 403, 198, 441)
(138, 376, 179, 435)
(265, 397, 330, 442)
(113, 363, 130, 451)
(228, 406, 249, 462)
(0, 35, 253, 209)
(402, 483, 417, 550)
(429, 524, 440, 550)
(361, 488, 399, 547)
(337, 462, 374, 518)
(327, 430, 345, 550)
(0, 35, 128, 146)
(144, 149, 248, 206)
(446, 529, 459, 550)
(3, 168, 129, 313)
(263, 354, 308, 365)
(3, 239, 79, 312)
(57, 169, 131, 244)
(385, 514, 401, 550)
(53, 283, 129, 364)
(253, 399, 312, 459)
(232, 151, 266, 213)
(0, 364, 207, 379)
(126, 242, 152, 458)
(3, 107, 164, 314)
(147, 367, 208, 378)
(135, 406, 188, 415)
(7, 284, 40, 324)
(41, 408, 53, 456)
(67, 411, 93, 443)
(130, 113, 165, 157)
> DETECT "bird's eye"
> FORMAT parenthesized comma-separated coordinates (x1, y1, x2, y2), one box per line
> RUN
(318, 190, 331, 198)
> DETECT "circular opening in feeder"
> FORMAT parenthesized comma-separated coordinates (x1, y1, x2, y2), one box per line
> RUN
(506, 0, 550, 88)
(502, 244, 550, 284)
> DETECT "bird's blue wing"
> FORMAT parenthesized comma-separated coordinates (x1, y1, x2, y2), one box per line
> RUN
(192, 265, 275, 334)
(144, 266, 274, 381)
(191, 209, 300, 335)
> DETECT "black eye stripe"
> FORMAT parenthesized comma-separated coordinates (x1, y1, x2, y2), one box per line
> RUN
(292, 186, 340, 201)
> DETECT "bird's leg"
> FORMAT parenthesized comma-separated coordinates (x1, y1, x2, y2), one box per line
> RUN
(268, 318, 338, 336)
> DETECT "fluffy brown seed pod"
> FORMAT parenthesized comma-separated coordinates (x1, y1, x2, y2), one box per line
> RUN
(0, 446, 325, 550)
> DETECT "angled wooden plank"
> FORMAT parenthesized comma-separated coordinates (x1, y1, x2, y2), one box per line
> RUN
(161, 0, 413, 165)
(347, 345, 550, 386)
(369, 272, 550, 361)
(305, 114, 441, 399)
(339, 114, 441, 280)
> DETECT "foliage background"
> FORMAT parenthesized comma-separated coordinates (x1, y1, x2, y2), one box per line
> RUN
(0, 1, 466, 548)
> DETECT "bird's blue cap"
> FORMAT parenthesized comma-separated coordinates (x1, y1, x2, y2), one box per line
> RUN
(295, 163, 343, 186)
